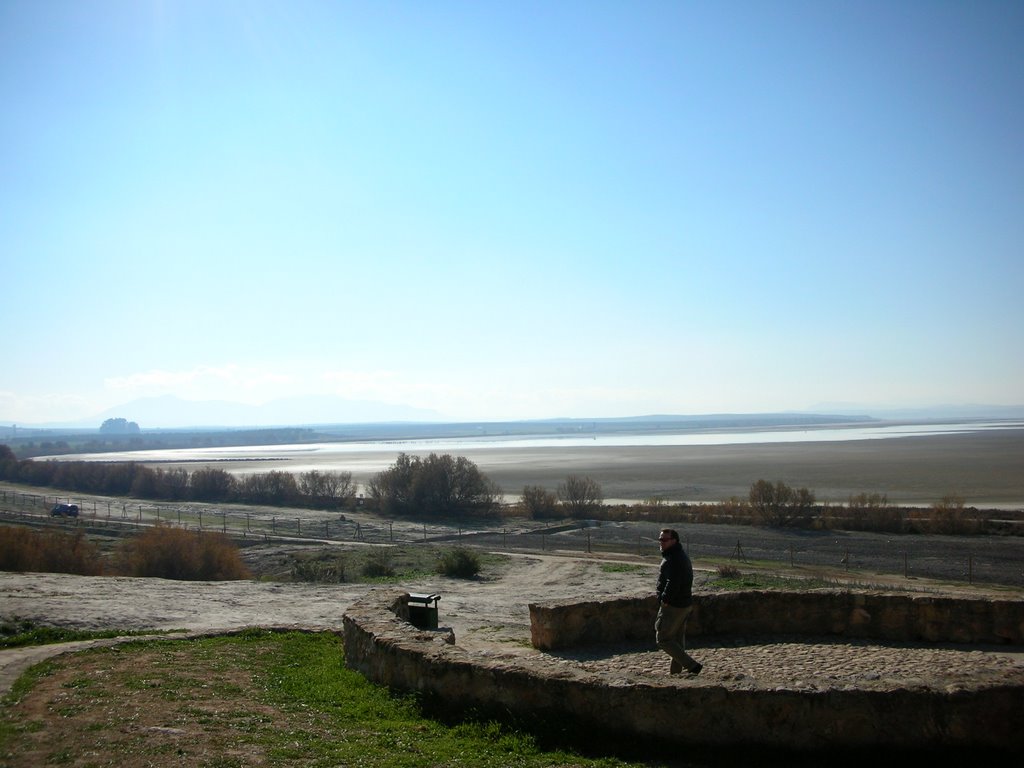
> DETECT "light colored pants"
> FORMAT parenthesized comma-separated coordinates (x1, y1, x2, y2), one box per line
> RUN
(655, 603, 698, 673)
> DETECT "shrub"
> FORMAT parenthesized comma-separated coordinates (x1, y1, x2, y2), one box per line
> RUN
(361, 547, 395, 578)
(435, 547, 481, 579)
(748, 479, 815, 527)
(717, 563, 741, 579)
(0, 526, 103, 575)
(291, 555, 346, 583)
(116, 524, 250, 581)
(557, 475, 604, 518)
(520, 485, 559, 518)
(368, 453, 501, 517)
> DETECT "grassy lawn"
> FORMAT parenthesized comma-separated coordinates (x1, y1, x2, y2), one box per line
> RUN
(0, 630, 661, 768)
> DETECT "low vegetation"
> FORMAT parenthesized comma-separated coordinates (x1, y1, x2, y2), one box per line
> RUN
(361, 546, 396, 578)
(710, 565, 837, 591)
(594, 482, 997, 536)
(0, 618, 167, 650)
(2, 438, 1013, 536)
(0, 526, 103, 575)
(0, 631, 650, 767)
(0, 524, 250, 581)
(436, 547, 482, 579)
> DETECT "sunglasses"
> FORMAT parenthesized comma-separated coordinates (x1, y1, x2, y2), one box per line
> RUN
(658, 537, 673, 542)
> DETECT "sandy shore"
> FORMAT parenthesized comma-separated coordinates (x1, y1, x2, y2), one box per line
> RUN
(151, 428, 1024, 507)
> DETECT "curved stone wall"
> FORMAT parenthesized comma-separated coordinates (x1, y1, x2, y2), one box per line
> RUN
(529, 589, 1024, 650)
(342, 588, 1024, 756)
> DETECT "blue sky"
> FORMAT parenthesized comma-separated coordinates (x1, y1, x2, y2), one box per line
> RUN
(2, 1, 1022, 426)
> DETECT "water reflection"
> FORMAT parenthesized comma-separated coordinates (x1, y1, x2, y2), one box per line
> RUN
(53, 420, 1024, 465)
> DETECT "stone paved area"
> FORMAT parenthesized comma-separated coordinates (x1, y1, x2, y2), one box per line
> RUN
(468, 635, 1024, 693)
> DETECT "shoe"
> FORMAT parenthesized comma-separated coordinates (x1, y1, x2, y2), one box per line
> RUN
(688, 663, 703, 676)
(669, 660, 682, 674)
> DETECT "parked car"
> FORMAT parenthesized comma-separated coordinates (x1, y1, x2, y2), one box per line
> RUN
(50, 503, 79, 517)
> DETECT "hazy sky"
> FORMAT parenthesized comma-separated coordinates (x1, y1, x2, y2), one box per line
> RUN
(3, 1, 1022, 425)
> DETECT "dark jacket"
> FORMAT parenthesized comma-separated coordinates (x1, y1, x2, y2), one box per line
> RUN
(657, 541, 693, 607)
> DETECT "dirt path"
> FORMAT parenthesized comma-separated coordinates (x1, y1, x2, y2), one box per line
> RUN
(0, 552, 656, 695)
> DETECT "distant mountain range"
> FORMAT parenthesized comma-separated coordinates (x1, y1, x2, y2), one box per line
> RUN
(2, 394, 1023, 437)
(4, 394, 444, 431)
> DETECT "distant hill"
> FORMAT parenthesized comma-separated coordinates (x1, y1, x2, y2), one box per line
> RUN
(8, 394, 444, 431)
(2, 396, 1022, 438)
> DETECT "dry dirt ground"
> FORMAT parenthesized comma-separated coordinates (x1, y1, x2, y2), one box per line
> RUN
(2, 538, 1023, 768)
(0, 551, 663, 768)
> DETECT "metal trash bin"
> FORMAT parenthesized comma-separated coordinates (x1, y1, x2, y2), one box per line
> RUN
(407, 592, 440, 629)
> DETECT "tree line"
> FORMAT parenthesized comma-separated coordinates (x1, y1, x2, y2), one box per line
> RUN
(0, 444, 1008, 535)
(0, 444, 357, 508)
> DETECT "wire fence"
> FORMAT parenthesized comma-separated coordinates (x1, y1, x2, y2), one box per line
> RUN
(3, 488, 1023, 588)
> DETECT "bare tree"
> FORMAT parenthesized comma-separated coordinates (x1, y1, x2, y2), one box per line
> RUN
(299, 470, 357, 507)
(748, 479, 815, 527)
(520, 485, 559, 518)
(557, 475, 604, 519)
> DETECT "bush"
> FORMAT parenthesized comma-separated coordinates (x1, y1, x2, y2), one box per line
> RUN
(368, 453, 501, 517)
(0, 526, 103, 576)
(435, 547, 481, 579)
(116, 524, 251, 581)
(748, 479, 815, 527)
(520, 485, 559, 518)
(361, 547, 395, 578)
(291, 555, 347, 583)
(557, 475, 604, 518)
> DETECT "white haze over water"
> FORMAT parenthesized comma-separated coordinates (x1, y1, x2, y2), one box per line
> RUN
(55, 421, 1024, 468)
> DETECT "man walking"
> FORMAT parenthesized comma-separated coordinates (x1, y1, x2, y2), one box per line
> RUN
(655, 528, 702, 675)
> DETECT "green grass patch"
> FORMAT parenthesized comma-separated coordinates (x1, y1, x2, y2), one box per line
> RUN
(599, 563, 648, 574)
(0, 618, 172, 649)
(708, 571, 837, 591)
(0, 630, 655, 766)
(245, 630, 640, 766)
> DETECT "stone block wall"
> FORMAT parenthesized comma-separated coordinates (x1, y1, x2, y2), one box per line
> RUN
(529, 589, 1024, 650)
(342, 588, 1024, 755)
